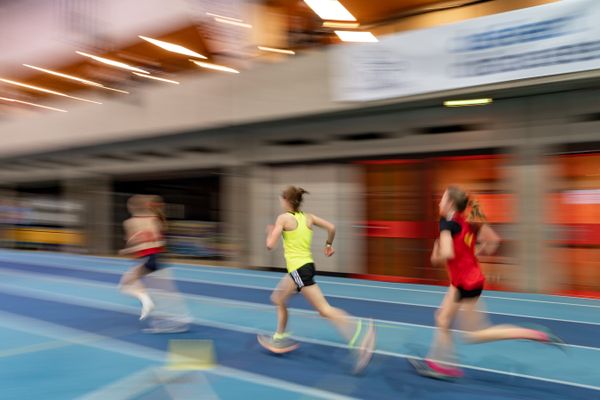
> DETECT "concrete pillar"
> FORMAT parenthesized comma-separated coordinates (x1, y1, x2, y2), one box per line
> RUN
(62, 176, 113, 255)
(221, 167, 252, 267)
(510, 143, 551, 292)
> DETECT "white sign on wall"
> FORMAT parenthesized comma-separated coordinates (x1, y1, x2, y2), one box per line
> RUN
(332, 0, 600, 101)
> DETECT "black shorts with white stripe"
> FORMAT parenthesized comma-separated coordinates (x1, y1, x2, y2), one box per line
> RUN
(289, 263, 316, 292)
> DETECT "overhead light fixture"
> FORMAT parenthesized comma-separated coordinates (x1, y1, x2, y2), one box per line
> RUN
(444, 98, 493, 107)
(93, 86, 129, 94)
(323, 21, 360, 29)
(138, 36, 207, 59)
(214, 17, 252, 28)
(133, 72, 179, 84)
(0, 96, 67, 112)
(0, 78, 102, 104)
(22, 64, 129, 94)
(335, 31, 378, 43)
(303, 0, 356, 21)
(257, 46, 295, 55)
(206, 12, 243, 22)
(76, 51, 150, 74)
(23, 64, 102, 87)
(190, 60, 239, 74)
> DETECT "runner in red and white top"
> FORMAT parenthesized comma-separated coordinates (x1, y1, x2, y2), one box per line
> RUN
(410, 186, 565, 380)
(119, 194, 166, 320)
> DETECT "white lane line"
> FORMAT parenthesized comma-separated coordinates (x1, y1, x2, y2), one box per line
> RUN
(0, 262, 598, 326)
(0, 270, 600, 351)
(169, 267, 600, 309)
(0, 286, 597, 392)
(0, 268, 597, 354)
(1, 253, 598, 309)
(0, 268, 436, 331)
(0, 310, 359, 400)
(0, 339, 74, 358)
(77, 367, 177, 400)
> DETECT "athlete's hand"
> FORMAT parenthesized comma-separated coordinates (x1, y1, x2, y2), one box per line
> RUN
(324, 245, 335, 257)
(430, 240, 444, 267)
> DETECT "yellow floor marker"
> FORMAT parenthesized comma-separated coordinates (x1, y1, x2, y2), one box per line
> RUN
(166, 339, 216, 371)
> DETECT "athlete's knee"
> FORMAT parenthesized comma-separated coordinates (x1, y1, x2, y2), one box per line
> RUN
(271, 291, 286, 306)
(317, 305, 338, 319)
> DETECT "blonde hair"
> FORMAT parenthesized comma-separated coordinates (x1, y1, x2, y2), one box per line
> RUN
(446, 186, 487, 222)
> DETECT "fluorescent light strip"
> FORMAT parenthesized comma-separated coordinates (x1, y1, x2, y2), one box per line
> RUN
(303, 0, 356, 22)
(257, 46, 295, 55)
(95, 86, 129, 94)
(0, 78, 102, 104)
(206, 12, 243, 22)
(335, 30, 378, 43)
(214, 17, 252, 28)
(323, 21, 360, 29)
(133, 72, 179, 84)
(138, 36, 207, 59)
(76, 51, 150, 74)
(190, 60, 239, 74)
(22, 64, 129, 94)
(0, 97, 67, 112)
(23, 64, 102, 86)
(444, 98, 493, 107)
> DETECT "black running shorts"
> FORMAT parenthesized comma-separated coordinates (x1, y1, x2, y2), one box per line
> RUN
(141, 253, 161, 272)
(289, 263, 316, 292)
(456, 285, 483, 301)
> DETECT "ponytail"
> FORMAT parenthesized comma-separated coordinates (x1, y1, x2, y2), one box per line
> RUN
(281, 186, 309, 212)
(468, 199, 487, 222)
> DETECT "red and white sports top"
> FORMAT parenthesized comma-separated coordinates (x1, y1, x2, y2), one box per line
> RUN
(123, 215, 165, 258)
(440, 213, 485, 290)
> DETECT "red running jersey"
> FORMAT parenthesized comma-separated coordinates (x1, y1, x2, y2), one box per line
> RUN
(444, 213, 485, 290)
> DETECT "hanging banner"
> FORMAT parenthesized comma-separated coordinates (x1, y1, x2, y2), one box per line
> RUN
(332, 0, 600, 101)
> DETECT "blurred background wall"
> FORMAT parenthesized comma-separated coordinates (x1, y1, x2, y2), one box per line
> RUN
(0, 0, 598, 296)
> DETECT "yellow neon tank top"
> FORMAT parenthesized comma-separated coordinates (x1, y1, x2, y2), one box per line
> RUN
(282, 212, 314, 273)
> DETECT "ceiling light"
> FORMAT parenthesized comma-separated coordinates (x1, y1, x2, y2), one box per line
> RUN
(138, 36, 207, 59)
(323, 21, 360, 29)
(335, 31, 378, 43)
(95, 86, 129, 94)
(76, 51, 149, 74)
(206, 12, 243, 22)
(0, 97, 67, 112)
(23, 64, 102, 86)
(133, 72, 179, 84)
(22, 64, 129, 94)
(0, 78, 102, 104)
(190, 60, 240, 74)
(444, 98, 493, 107)
(257, 46, 295, 55)
(303, 0, 356, 21)
(214, 17, 252, 28)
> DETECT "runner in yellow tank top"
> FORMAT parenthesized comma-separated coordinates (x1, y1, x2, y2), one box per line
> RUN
(282, 211, 313, 273)
(257, 186, 376, 374)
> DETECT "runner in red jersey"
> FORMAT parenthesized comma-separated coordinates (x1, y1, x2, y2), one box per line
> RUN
(410, 186, 564, 380)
